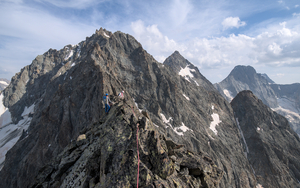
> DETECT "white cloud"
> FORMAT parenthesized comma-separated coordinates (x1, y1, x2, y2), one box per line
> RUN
(169, 0, 192, 26)
(296, 5, 299, 8)
(130, 19, 300, 75)
(222, 17, 246, 30)
(268, 42, 282, 55)
(0, 1, 97, 79)
(130, 20, 184, 62)
(293, 13, 300, 17)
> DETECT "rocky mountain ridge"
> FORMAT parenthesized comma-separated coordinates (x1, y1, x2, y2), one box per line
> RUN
(214, 65, 278, 108)
(214, 65, 300, 136)
(0, 28, 299, 188)
(231, 90, 300, 188)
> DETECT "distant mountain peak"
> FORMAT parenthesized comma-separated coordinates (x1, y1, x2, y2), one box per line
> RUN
(229, 65, 257, 78)
(214, 65, 278, 108)
(163, 50, 191, 68)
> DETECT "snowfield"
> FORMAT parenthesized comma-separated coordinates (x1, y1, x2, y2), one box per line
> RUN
(0, 94, 35, 170)
(210, 113, 221, 135)
(272, 97, 300, 135)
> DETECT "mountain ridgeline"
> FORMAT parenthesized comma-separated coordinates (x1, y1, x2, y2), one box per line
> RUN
(0, 28, 299, 188)
(214, 65, 300, 136)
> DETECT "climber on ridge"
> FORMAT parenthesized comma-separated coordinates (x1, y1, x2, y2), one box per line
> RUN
(103, 93, 112, 114)
(118, 90, 124, 99)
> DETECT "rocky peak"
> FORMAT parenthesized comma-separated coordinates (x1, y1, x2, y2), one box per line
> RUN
(214, 65, 278, 108)
(163, 50, 191, 70)
(229, 65, 257, 83)
(163, 51, 216, 91)
(231, 90, 300, 188)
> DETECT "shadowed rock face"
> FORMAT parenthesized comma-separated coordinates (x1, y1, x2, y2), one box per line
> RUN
(2, 28, 297, 188)
(231, 90, 300, 188)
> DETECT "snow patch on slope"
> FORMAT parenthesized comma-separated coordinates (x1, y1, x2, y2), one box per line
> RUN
(223, 89, 234, 101)
(179, 66, 195, 82)
(103, 32, 110, 38)
(210, 113, 221, 135)
(65, 48, 74, 60)
(160, 113, 173, 128)
(183, 94, 190, 101)
(256, 184, 264, 188)
(173, 122, 193, 136)
(133, 98, 142, 112)
(277, 97, 299, 113)
(160, 114, 192, 136)
(0, 101, 35, 170)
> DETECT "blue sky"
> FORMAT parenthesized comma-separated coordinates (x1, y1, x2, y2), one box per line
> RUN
(0, 0, 300, 84)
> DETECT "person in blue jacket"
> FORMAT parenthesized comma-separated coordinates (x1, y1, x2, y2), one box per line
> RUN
(103, 93, 112, 113)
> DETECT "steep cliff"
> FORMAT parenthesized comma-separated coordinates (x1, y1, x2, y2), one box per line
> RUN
(231, 90, 300, 188)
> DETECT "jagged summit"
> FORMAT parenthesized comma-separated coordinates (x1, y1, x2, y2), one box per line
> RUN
(163, 51, 216, 91)
(214, 65, 278, 108)
(163, 50, 191, 69)
(228, 65, 257, 83)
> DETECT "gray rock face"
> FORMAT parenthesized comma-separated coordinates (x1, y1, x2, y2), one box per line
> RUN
(1, 28, 299, 188)
(258, 73, 275, 84)
(214, 65, 278, 108)
(231, 90, 300, 188)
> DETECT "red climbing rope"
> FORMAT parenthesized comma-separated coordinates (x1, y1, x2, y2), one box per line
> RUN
(131, 106, 140, 188)
(136, 123, 140, 188)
